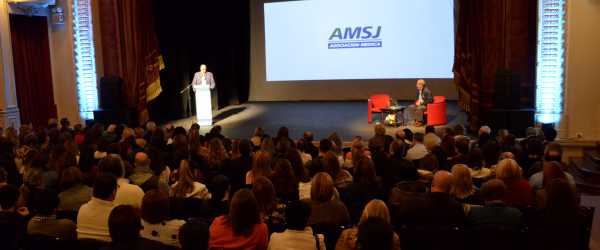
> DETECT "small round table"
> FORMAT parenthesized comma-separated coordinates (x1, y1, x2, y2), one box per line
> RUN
(380, 106, 406, 127)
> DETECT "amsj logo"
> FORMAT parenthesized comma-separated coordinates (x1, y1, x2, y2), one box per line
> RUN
(328, 26, 382, 49)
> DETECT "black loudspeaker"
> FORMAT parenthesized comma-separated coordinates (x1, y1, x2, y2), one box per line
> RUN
(98, 76, 123, 110)
(493, 70, 521, 109)
(487, 109, 535, 137)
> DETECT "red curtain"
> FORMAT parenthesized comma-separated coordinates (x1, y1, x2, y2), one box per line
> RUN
(9, 14, 57, 127)
(453, 0, 536, 130)
(97, 0, 162, 123)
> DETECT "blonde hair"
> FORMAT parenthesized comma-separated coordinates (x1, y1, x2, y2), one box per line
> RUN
(359, 199, 391, 224)
(172, 159, 195, 198)
(450, 164, 475, 199)
(423, 133, 442, 150)
(495, 159, 523, 183)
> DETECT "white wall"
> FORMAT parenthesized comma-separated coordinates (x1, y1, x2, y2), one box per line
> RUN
(48, 0, 81, 125)
(564, 0, 600, 141)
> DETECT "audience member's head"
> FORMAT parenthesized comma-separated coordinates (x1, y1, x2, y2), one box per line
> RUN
(228, 189, 261, 236)
(495, 159, 523, 183)
(93, 173, 117, 201)
(319, 139, 333, 154)
(480, 179, 506, 202)
(238, 139, 252, 157)
(179, 219, 210, 250)
(374, 124, 386, 136)
(251, 151, 272, 181)
(209, 175, 230, 201)
(479, 125, 491, 136)
(323, 151, 341, 178)
(390, 140, 407, 157)
(0, 185, 19, 211)
(542, 161, 567, 189)
(423, 133, 442, 150)
(544, 143, 563, 163)
(172, 159, 196, 198)
(354, 158, 377, 185)
(57, 166, 83, 191)
(419, 153, 439, 171)
(545, 178, 578, 220)
(303, 131, 314, 142)
(431, 170, 454, 193)
(285, 200, 312, 231)
(141, 190, 170, 224)
(311, 172, 335, 202)
(450, 164, 474, 199)
(252, 177, 276, 215)
(425, 125, 435, 135)
(108, 205, 143, 243)
(359, 199, 391, 224)
(276, 126, 290, 139)
(98, 154, 125, 178)
(134, 152, 150, 168)
(413, 132, 424, 144)
(466, 148, 484, 170)
(31, 189, 59, 215)
(357, 217, 394, 250)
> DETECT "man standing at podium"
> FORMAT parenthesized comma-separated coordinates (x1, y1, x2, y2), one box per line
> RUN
(192, 64, 217, 111)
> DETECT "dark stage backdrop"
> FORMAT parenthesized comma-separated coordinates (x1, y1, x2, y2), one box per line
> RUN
(151, 0, 250, 123)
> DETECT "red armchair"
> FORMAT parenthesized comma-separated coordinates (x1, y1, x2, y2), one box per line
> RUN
(425, 96, 447, 126)
(368, 94, 391, 124)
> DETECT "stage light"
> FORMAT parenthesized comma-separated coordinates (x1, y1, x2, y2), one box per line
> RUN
(535, 0, 566, 124)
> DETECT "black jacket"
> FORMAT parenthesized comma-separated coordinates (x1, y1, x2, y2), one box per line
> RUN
(416, 87, 434, 106)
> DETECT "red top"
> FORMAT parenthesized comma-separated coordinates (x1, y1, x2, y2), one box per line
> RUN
(209, 215, 268, 250)
(502, 179, 534, 208)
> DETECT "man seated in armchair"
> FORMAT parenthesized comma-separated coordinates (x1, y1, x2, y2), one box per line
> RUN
(406, 79, 433, 127)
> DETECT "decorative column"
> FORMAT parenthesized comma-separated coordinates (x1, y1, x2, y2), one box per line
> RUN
(0, 0, 20, 128)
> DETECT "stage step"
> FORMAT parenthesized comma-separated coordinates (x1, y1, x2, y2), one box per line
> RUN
(568, 155, 600, 195)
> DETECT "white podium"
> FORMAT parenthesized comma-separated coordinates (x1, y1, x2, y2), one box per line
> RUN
(193, 84, 212, 126)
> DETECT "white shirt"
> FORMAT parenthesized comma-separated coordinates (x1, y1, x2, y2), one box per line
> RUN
(141, 219, 186, 247)
(114, 178, 145, 208)
(405, 143, 428, 161)
(76, 198, 114, 242)
(299, 182, 312, 200)
(170, 181, 212, 199)
(268, 227, 325, 250)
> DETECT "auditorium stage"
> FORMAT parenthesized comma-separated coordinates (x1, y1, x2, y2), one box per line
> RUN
(170, 101, 467, 140)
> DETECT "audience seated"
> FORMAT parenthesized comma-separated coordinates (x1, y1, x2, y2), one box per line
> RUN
(270, 159, 300, 201)
(104, 205, 166, 250)
(0, 185, 29, 250)
(336, 199, 400, 250)
(77, 173, 117, 242)
(529, 143, 575, 191)
(179, 218, 210, 250)
(129, 152, 154, 186)
(341, 158, 384, 224)
(356, 217, 395, 250)
(495, 159, 533, 208)
(246, 151, 272, 185)
(0, 119, 593, 250)
(27, 189, 77, 240)
(405, 132, 427, 161)
(57, 166, 92, 214)
(307, 172, 350, 227)
(209, 189, 268, 250)
(268, 200, 326, 250)
(466, 179, 522, 230)
(450, 164, 482, 205)
(140, 190, 185, 247)
(98, 154, 145, 208)
(171, 159, 211, 200)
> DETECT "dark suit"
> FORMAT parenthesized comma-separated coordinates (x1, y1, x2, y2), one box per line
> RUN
(406, 87, 433, 123)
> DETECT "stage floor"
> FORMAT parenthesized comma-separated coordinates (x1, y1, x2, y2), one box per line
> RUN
(171, 101, 467, 140)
